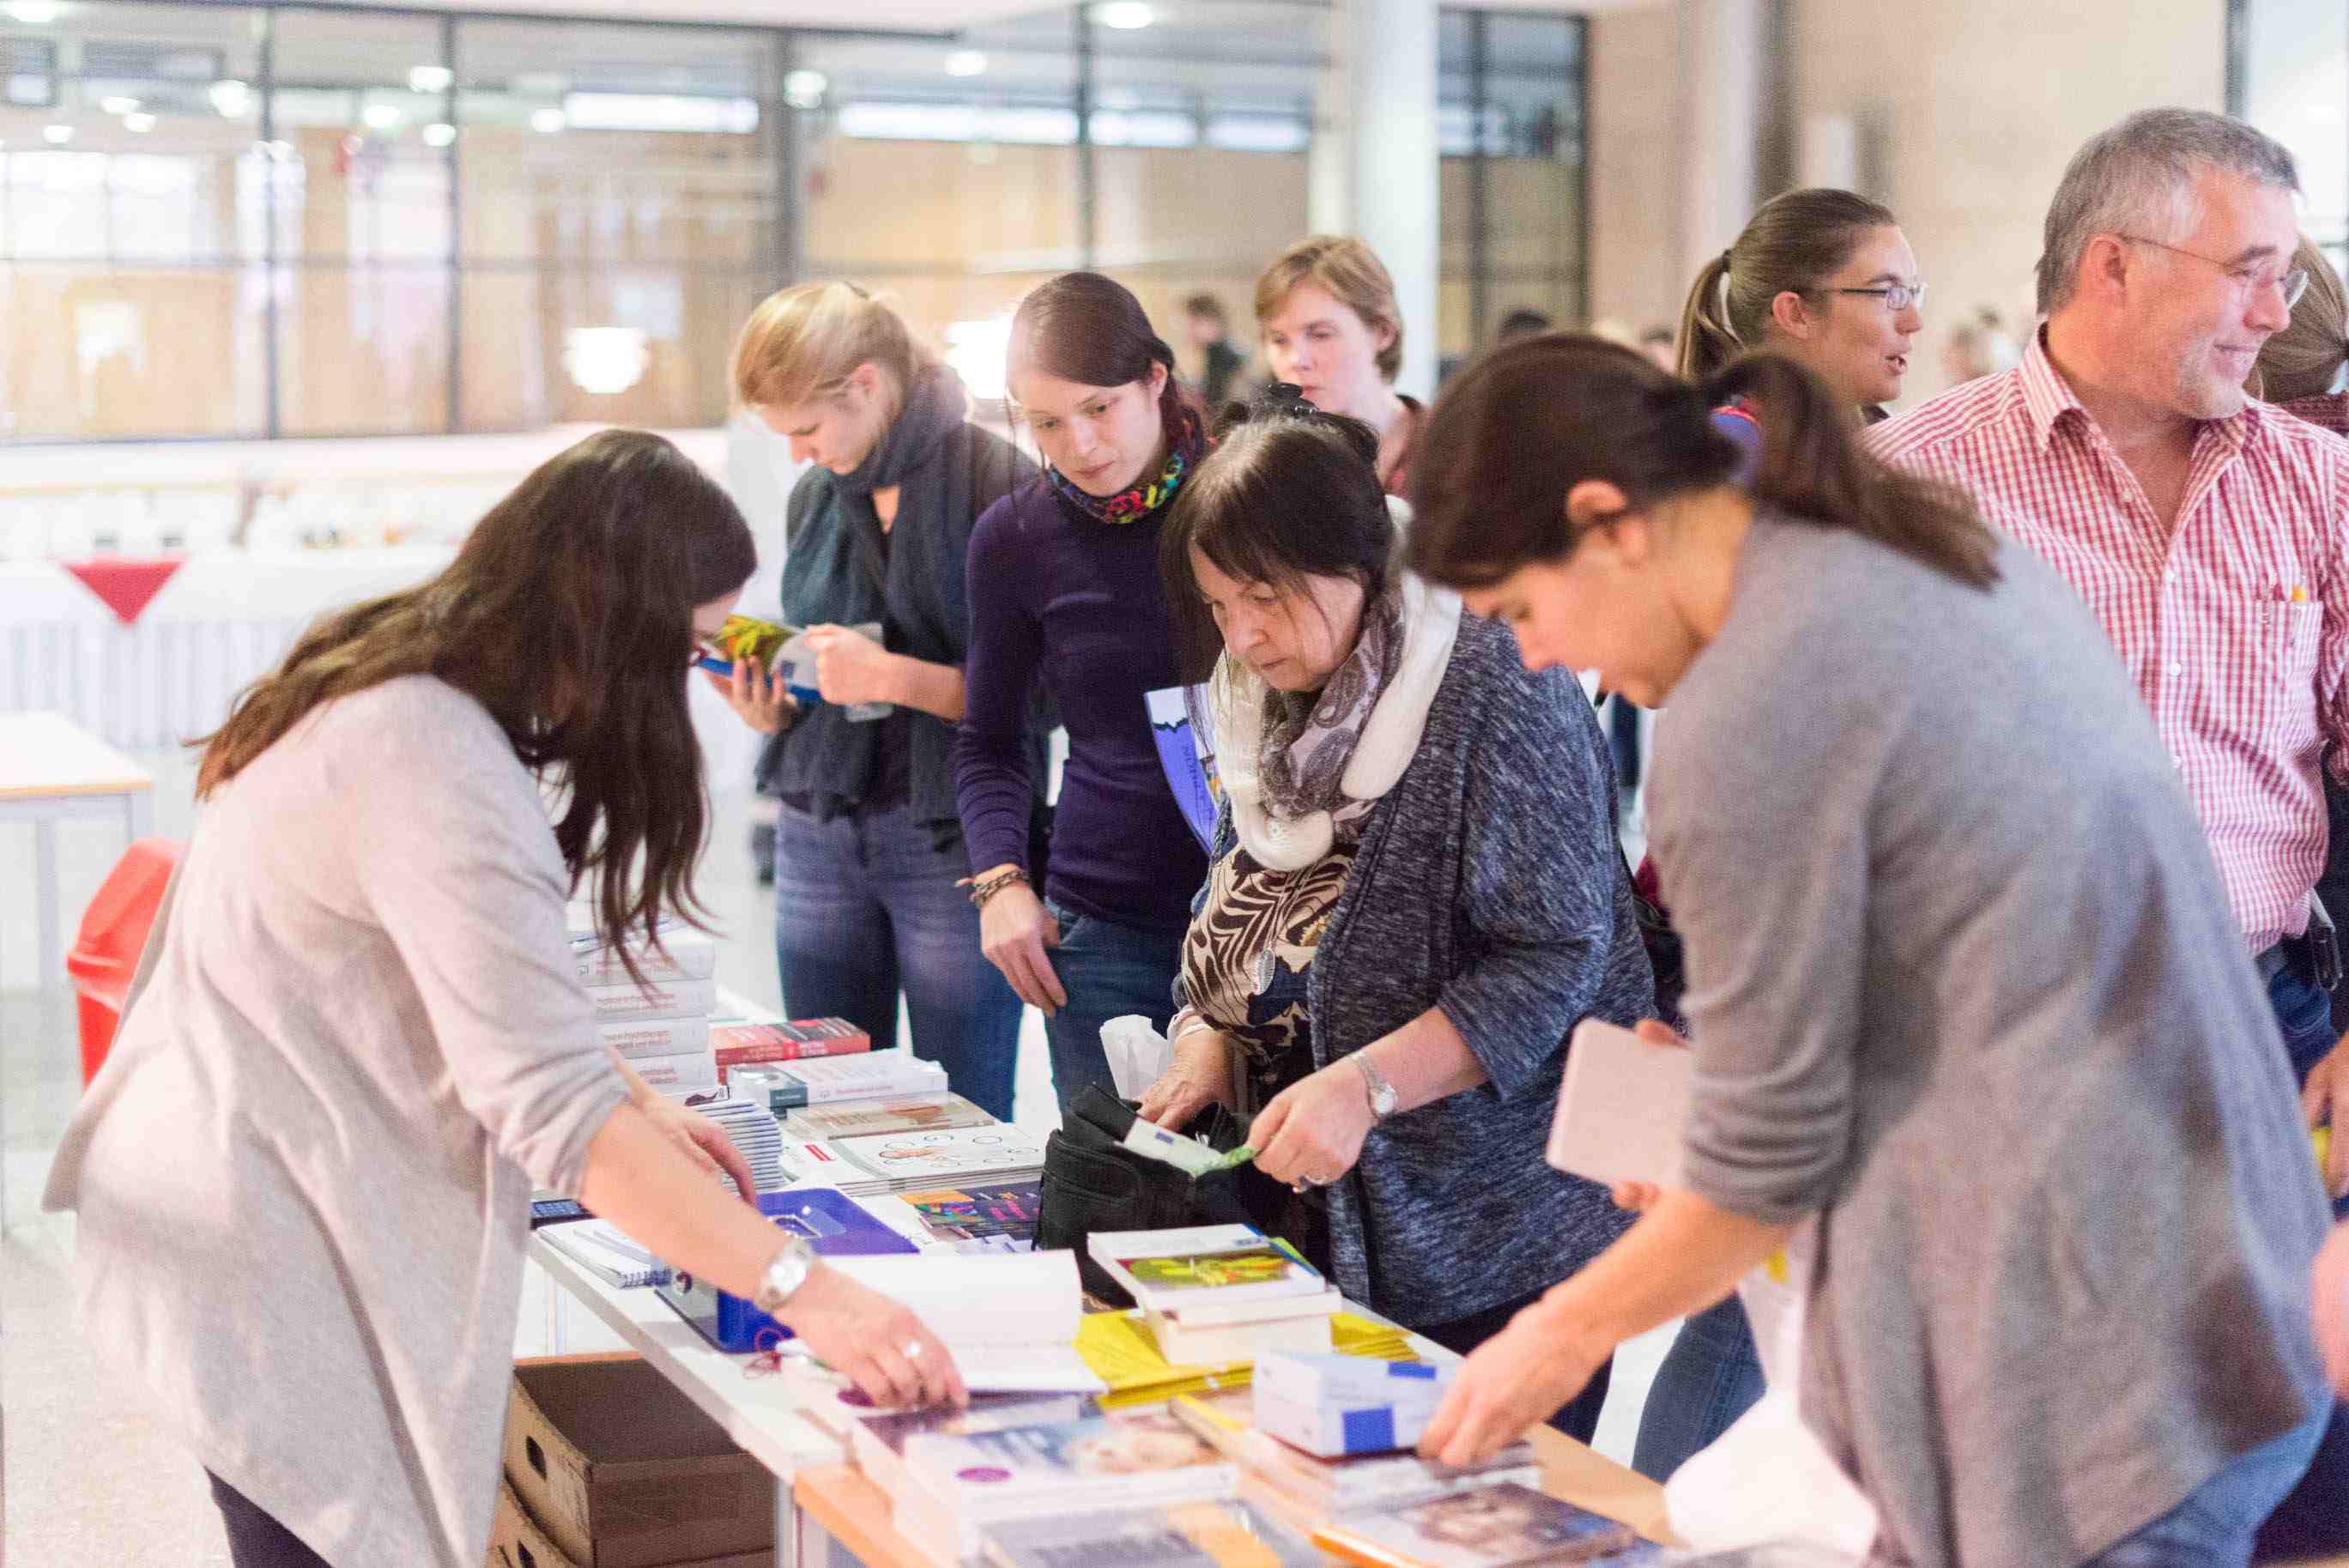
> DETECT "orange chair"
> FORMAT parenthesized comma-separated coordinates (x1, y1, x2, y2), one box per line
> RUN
(65, 838, 181, 1087)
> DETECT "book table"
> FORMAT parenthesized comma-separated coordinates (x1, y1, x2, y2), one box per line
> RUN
(529, 1232, 1669, 1568)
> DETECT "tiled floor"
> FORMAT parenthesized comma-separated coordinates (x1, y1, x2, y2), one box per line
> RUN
(1, 764, 1671, 1564)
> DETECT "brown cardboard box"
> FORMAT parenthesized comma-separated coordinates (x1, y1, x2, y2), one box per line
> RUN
(487, 1480, 776, 1568)
(503, 1353, 775, 1568)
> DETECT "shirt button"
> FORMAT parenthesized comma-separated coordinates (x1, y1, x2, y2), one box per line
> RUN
(2167, 660, 2184, 675)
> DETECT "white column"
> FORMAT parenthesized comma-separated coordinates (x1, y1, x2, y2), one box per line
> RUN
(1675, 0, 1764, 282)
(1313, 0, 1442, 401)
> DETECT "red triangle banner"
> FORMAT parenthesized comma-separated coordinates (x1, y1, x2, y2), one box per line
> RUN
(62, 555, 187, 627)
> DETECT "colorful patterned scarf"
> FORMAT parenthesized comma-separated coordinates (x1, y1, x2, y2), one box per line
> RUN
(1045, 407, 1205, 526)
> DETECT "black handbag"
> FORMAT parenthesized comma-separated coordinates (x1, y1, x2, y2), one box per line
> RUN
(1035, 1084, 1292, 1304)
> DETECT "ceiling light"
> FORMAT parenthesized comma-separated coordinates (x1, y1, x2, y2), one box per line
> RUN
(530, 106, 565, 133)
(422, 121, 455, 148)
(99, 95, 139, 114)
(5, 1, 61, 24)
(783, 68, 826, 109)
(208, 79, 252, 118)
(564, 327, 649, 396)
(361, 102, 403, 130)
(407, 64, 452, 94)
(1093, 2, 1154, 29)
(42, 122, 70, 143)
(123, 111, 154, 133)
(945, 50, 987, 77)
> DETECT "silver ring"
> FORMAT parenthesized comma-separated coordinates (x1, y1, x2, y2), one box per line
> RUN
(902, 1339, 924, 1360)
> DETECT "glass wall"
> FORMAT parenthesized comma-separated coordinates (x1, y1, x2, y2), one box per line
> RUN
(1, 0, 1585, 442)
(2236, 0, 2348, 288)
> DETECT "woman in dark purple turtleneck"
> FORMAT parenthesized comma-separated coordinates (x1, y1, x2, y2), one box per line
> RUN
(954, 273, 1210, 1110)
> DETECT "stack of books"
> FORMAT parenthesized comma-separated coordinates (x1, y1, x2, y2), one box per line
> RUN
(784, 1091, 996, 1140)
(730, 1049, 949, 1117)
(829, 1250, 1104, 1393)
(711, 1016, 871, 1087)
(539, 1219, 672, 1289)
(894, 1408, 1238, 1565)
(845, 1391, 1098, 1505)
(1089, 1223, 1342, 1365)
(1254, 1351, 1454, 1458)
(1073, 1305, 1414, 1410)
(1171, 1388, 1541, 1525)
(693, 1093, 789, 1194)
(570, 910, 719, 1097)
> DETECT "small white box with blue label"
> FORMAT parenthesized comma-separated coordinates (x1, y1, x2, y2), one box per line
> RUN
(1251, 1351, 1456, 1456)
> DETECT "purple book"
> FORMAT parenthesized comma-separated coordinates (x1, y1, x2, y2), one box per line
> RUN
(758, 1189, 922, 1256)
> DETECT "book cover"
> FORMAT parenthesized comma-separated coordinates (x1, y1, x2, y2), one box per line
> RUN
(905, 1409, 1237, 1551)
(572, 926, 718, 984)
(886, 1178, 1044, 1252)
(831, 1124, 1047, 1187)
(756, 1188, 921, 1256)
(1312, 1483, 1649, 1568)
(852, 1392, 1096, 1501)
(628, 1048, 719, 1097)
(985, 1498, 1322, 1568)
(784, 1092, 995, 1140)
(1090, 1225, 1327, 1315)
(712, 1018, 872, 1070)
(1171, 1390, 1541, 1517)
(1146, 1306, 1332, 1369)
(1155, 1286, 1344, 1330)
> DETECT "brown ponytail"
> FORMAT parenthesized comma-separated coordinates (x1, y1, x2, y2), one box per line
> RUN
(1008, 270, 1199, 448)
(1676, 188, 1900, 382)
(1406, 333, 1997, 592)
(2255, 234, 2348, 404)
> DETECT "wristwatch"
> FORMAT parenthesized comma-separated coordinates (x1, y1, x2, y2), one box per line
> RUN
(752, 1233, 816, 1317)
(1348, 1052, 1400, 1120)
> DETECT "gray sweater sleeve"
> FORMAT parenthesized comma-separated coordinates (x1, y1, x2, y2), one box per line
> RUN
(1435, 663, 1625, 1101)
(1655, 657, 1877, 1224)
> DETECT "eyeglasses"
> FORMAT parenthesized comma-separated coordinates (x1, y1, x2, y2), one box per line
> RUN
(2117, 235, 2310, 308)
(1820, 282, 1928, 313)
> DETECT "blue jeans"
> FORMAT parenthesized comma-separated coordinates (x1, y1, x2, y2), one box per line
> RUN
(2081, 1415, 2325, 1567)
(1632, 1292, 1767, 1481)
(772, 801, 1023, 1120)
(1040, 899, 1184, 1112)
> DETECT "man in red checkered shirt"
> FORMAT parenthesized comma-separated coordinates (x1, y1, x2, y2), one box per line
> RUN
(1872, 110, 2348, 1555)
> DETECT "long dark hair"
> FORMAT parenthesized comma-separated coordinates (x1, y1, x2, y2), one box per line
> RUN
(1407, 335, 1997, 590)
(195, 429, 758, 972)
(1160, 384, 1394, 683)
(1678, 188, 1899, 381)
(1008, 270, 1196, 447)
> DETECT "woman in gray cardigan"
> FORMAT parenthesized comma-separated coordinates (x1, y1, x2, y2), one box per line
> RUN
(1408, 341, 2330, 1568)
(1135, 389, 1656, 1443)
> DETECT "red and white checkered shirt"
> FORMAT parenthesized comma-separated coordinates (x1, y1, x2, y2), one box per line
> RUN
(1868, 334, 2349, 953)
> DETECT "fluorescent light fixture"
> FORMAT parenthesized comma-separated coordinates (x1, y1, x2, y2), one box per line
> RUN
(208, 79, 252, 118)
(407, 64, 452, 94)
(361, 102, 402, 130)
(530, 106, 566, 133)
(783, 68, 826, 109)
(944, 50, 988, 77)
(560, 91, 757, 134)
(1093, 2, 1154, 29)
(99, 95, 139, 114)
(564, 327, 649, 397)
(422, 121, 455, 148)
(5, 0, 61, 24)
(42, 122, 70, 143)
(124, 111, 155, 132)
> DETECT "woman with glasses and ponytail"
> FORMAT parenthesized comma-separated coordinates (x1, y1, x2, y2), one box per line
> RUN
(1616, 186, 1937, 1486)
(1408, 337, 2329, 1568)
(954, 272, 1211, 1110)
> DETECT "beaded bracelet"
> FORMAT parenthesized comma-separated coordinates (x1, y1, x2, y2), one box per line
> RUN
(956, 866, 1029, 909)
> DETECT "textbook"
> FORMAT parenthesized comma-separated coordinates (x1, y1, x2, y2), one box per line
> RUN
(1089, 1225, 1329, 1317)
(1170, 1389, 1541, 1521)
(1311, 1482, 1657, 1568)
(896, 1409, 1238, 1565)
(849, 1391, 1097, 1504)
(597, 1016, 713, 1063)
(1144, 1292, 1337, 1367)
(571, 925, 717, 984)
(984, 1498, 1323, 1568)
(879, 1178, 1044, 1253)
(827, 1123, 1049, 1195)
(629, 1048, 720, 1098)
(781, 1091, 995, 1141)
(583, 975, 718, 1024)
(742, 1050, 949, 1111)
(1253, 1352, 1452, 1457)
(711, 1019, 871, 1084)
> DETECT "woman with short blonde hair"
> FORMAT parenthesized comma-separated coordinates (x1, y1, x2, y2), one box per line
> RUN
(715, 281, 1039, 1118)
(1255, 236, 1421, 494)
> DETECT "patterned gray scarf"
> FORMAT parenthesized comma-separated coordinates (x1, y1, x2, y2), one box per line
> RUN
(1252, 585, 1402, 842)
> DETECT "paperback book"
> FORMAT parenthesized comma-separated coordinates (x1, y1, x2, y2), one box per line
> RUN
(628, 1049, 719, 1098)
(828, 1250, 1099, 1391)
(572, 925, 717, 984)
(711, 1018, 871, 1084)
(781, 1091, 996, 1141)
(882, 1178, 1044, 1253)
(985, 1498, 1322, 1568)
(1253, 1352, 1453, 1457)
(897, 1408, 1238, 1565)
(598, 1016, 713, 1062)
(828, 1123, 1048, 1194)
(1089, 1225, 1329, 1316)
(740, 1050, 948, 1111)
(1145, 1294, 1337, 1368)
(1312, 1482, 1656, 1568)
(849, 1391, 1097, 1504)
(583, 975, 717, 1023)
